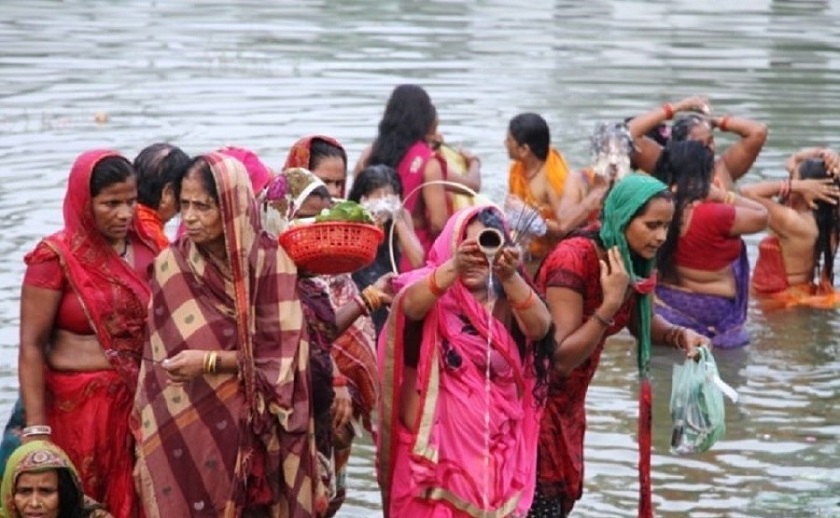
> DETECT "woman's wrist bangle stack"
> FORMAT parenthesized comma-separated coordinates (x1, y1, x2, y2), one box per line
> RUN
(427, 268, 446, 297)
(662, 103, 675, 120)
(21, 425, 51, 438)
(333, 374, 349, 388)
(592, 311, 614, 328)
(203, 351, 219, 375)
(360, 286, 382, 313)
(510, 289, 536, 311)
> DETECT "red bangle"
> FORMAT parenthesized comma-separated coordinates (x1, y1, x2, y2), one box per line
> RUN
(662, 103, 675, 120)
(510, 289, 536, 311)
(719, 116, 730, 132)
(333, 374, 348, 388)
(427, 268, 446, 297)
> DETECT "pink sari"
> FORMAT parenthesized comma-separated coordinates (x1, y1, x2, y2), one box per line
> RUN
(377, 206, 540, 517)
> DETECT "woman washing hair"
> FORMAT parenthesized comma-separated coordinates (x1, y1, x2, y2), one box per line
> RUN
(742, 148, 840, 308)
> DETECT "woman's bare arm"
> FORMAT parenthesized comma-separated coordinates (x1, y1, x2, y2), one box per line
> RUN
(19, 285, 62, 429)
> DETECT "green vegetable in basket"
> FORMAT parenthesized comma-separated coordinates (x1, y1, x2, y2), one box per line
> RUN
(314, 200, 375, 224)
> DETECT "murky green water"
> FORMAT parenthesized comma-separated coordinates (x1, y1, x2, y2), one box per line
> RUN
(1, 1, 839, 516)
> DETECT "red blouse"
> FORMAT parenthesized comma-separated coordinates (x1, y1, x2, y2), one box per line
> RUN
(675, 201, 740, 270)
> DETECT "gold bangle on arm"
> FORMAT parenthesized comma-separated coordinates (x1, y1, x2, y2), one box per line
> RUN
(427, 268, 446, 297)
(209, 352, 219, 374)
(202, 352, 211, 374)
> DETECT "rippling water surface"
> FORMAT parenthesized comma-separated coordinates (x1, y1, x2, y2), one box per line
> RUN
(1, 1, 839, 516)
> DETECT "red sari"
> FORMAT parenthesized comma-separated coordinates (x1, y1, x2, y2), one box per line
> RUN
(22, 150, 154, 518)
(534, 236, 635, 515)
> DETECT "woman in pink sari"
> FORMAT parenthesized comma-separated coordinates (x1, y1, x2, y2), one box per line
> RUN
(377, 205, 553, 517)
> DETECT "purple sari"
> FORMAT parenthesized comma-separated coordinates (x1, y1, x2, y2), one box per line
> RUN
(654, 242, 750, 348)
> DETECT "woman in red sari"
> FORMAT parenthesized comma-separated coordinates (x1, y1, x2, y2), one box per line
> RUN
(15, 150, 157, 518)
(378, 205, 553, 517)
(133, 153, 320, 517)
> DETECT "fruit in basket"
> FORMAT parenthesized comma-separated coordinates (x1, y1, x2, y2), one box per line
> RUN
(314, 200, 375, 224)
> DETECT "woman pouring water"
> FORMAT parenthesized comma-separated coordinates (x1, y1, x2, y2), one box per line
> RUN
(376, 205, 553, 517)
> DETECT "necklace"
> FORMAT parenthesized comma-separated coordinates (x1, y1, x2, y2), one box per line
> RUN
(524, 162, 544, 181)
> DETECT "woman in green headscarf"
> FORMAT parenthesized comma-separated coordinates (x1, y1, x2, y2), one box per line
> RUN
(530, 174, 708, 518)
(1, 440, 110, 518)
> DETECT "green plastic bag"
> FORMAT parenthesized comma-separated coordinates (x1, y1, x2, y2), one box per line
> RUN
(669, 346, 737, 454)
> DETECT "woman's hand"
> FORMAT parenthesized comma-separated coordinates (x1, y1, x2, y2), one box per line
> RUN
(599, 246, 629, 309)
(793, 178, 840, 208)
(674, 95, 711, 115)
(819, 148, 840, 176)
(372, 273, 396, 306)
(331, 386, 353, 431)
(676, 328, 711, 360)
(454, 239, 484, 276)
(161, 350, 207, 383)
(493, 247, 521, 281)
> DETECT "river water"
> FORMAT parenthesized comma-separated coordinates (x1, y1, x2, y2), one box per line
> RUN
(1, 1, 839, 516)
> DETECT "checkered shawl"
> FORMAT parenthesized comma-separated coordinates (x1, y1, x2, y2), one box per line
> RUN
(133, 153, 321, 517)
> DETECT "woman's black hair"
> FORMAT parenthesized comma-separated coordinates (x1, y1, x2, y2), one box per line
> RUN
(508, 113, 550, 161)
(309, 138, 347, 171)
(134, 143, 191, 209)
(799, 159, 840, 284)
(89, 156, 135, 198)
(348, 164, 403, 202)
(653, 140, 715, 280)
(55, 468, 84, 518)
(368, 84, 437, 168)
(177, 156, 218, 205)
(670, 114, 706, 143)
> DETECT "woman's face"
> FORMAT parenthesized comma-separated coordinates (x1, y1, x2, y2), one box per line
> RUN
(180, 170, 224, 249)
(295, 194, 332, 219)
(504, 131, 525, 161)
(624, 197, 674, 260)
(14, 470, 60, 518)
(312, 157, 346, 199)
(92, 177, 137, 244)
(460, 220, 492, 290)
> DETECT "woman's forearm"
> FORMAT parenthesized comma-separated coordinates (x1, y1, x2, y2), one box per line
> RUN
(501, 273, 550, 340)
(402, 259, 458, 321)
(19, 343, 47, 426)
(553, 302, 620, 376)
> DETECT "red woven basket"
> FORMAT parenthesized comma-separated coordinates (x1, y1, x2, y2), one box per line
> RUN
(279, 222, 384, 275)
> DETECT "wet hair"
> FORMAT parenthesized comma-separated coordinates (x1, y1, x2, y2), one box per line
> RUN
(178, 156, 218, 205)
(89, 156, 135, 198)
(55, 469, 83, 518)
(348, 164, 403, 202)
(508, 113, 550, 161)
(799, 159, 840, 284)
(368, 85, 437, 168)
(133, 143, 191, 209)
(653, 140, 715, 279)
(309, 138, 347, 171)
(670, 114, 706, 142)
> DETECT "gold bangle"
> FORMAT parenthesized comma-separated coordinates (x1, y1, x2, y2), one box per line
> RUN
(362, 286, 382, 311)
(209, 352, 219, 374)
(723, 191, 736, 205)
(202, 352, 211, 374)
